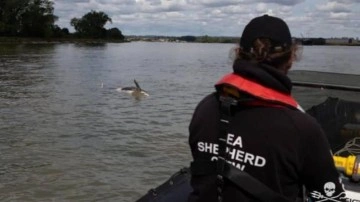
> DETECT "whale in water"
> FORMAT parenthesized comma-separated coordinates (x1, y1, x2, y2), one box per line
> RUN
(116, 80, 149, 98)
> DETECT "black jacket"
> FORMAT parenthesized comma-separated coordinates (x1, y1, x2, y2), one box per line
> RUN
(188, 61, 345, 201)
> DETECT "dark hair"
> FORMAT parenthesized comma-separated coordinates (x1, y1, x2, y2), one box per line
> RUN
(234, 38, 301, 73)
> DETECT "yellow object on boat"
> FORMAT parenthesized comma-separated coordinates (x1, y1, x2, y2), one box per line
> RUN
(333, 155, 360, 182)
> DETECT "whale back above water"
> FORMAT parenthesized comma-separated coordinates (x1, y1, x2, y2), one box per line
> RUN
(116, 79, 149, 98)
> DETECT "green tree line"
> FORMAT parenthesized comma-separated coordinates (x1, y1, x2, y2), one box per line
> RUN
(0, 0, 124, 40)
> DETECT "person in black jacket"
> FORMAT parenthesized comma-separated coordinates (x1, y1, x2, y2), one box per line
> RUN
(188, 15, 346, 202)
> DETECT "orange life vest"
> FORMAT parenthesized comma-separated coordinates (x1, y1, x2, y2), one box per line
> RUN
(215, 73, 304, 112)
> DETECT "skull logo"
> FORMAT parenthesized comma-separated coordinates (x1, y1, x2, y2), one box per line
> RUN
(324, 182, 336, 197)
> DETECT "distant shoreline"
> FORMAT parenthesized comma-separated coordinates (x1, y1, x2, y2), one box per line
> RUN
(321, 43, 360, 46)
(0, 37, 127, 44)
(0, 36, 359, 46)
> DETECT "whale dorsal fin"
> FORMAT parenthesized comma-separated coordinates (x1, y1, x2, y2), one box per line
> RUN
(134, 79, 141, 90)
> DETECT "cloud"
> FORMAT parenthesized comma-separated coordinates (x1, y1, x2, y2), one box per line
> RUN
(185, 0, 246, 7)
(317, 1, 351, 13)
(257, 0, 305, 6)
(331, 0, 360, 3)
(137, 1, 188, 13)
(52, 0, 360, 38)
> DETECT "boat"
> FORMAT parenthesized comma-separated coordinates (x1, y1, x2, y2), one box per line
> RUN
(137, 70, 360, 202)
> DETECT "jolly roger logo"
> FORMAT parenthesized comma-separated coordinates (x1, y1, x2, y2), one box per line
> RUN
(324, 182, 336, 197)
(310, 181, 346, 202)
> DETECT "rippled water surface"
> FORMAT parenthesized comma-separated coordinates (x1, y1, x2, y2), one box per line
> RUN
(0, 43, 359, 201)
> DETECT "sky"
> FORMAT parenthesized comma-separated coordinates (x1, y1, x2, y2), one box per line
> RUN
(52, 0, 360, 38)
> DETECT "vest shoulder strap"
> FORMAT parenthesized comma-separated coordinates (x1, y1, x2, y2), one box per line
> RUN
(209, 95, 292, 202)
(190, 160, 291, 202)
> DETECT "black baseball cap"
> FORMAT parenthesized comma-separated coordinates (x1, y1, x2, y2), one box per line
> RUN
(240, 15, 292, 52)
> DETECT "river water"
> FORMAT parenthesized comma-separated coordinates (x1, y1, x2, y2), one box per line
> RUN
(0, 42, 359, 202)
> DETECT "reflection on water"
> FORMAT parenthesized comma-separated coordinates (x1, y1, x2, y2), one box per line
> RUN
(0, 43, 359, 201)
